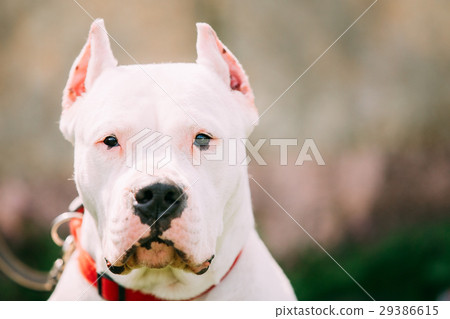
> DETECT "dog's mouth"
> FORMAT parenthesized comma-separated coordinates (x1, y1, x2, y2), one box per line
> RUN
(105, 236, 214, 276)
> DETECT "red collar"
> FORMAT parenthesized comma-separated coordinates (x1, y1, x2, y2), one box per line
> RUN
(69, 204, 242, 301)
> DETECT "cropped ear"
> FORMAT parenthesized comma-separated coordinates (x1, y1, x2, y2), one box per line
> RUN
(62, 19, 117, 109)
(196, 23, 255, 106)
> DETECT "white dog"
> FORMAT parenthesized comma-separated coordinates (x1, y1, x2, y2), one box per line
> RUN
(50, 19, 296, 301)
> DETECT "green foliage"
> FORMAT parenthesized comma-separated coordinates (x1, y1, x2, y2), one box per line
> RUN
(286, 221, 450, 300)
(0, 220, 59, 301)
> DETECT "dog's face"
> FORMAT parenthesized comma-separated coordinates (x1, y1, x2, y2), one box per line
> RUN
(60, 20, 258, 276)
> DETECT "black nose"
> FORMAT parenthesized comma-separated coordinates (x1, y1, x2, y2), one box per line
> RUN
(134, 183, 186, 224)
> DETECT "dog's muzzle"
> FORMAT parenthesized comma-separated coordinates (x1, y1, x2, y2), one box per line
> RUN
(105, 183, 214, 275)
(134, 183, 186, 226)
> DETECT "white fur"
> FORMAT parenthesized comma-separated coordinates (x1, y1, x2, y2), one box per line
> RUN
(51, 19, 296, 301)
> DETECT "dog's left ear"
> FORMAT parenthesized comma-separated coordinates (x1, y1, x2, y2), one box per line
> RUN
(196, 23, 257, 113)
(62, 19, 117, 109)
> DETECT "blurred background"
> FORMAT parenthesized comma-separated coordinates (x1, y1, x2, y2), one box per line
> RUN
(0, 0, 449, 300)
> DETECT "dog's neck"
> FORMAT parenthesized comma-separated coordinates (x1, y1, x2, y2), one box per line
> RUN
(78, 174, 254, 300)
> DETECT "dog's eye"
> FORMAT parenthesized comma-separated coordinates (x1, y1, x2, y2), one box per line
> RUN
(194, 133, 211, 150)
(103, 135, 119, 148)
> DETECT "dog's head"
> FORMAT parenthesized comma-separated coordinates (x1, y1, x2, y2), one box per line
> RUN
(59, 20, 258, 276)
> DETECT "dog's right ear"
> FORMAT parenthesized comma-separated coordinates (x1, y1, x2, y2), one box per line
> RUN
(62, 19, 117, 110)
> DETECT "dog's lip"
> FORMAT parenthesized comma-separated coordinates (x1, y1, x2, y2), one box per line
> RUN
(105, 259, 129, 275)
(189, 255, 214, 275)
(104, 245, 137, 275)
(138, 235, 174, 248)
(105, 238, 214, 275)
(104, 238, 168, 274)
